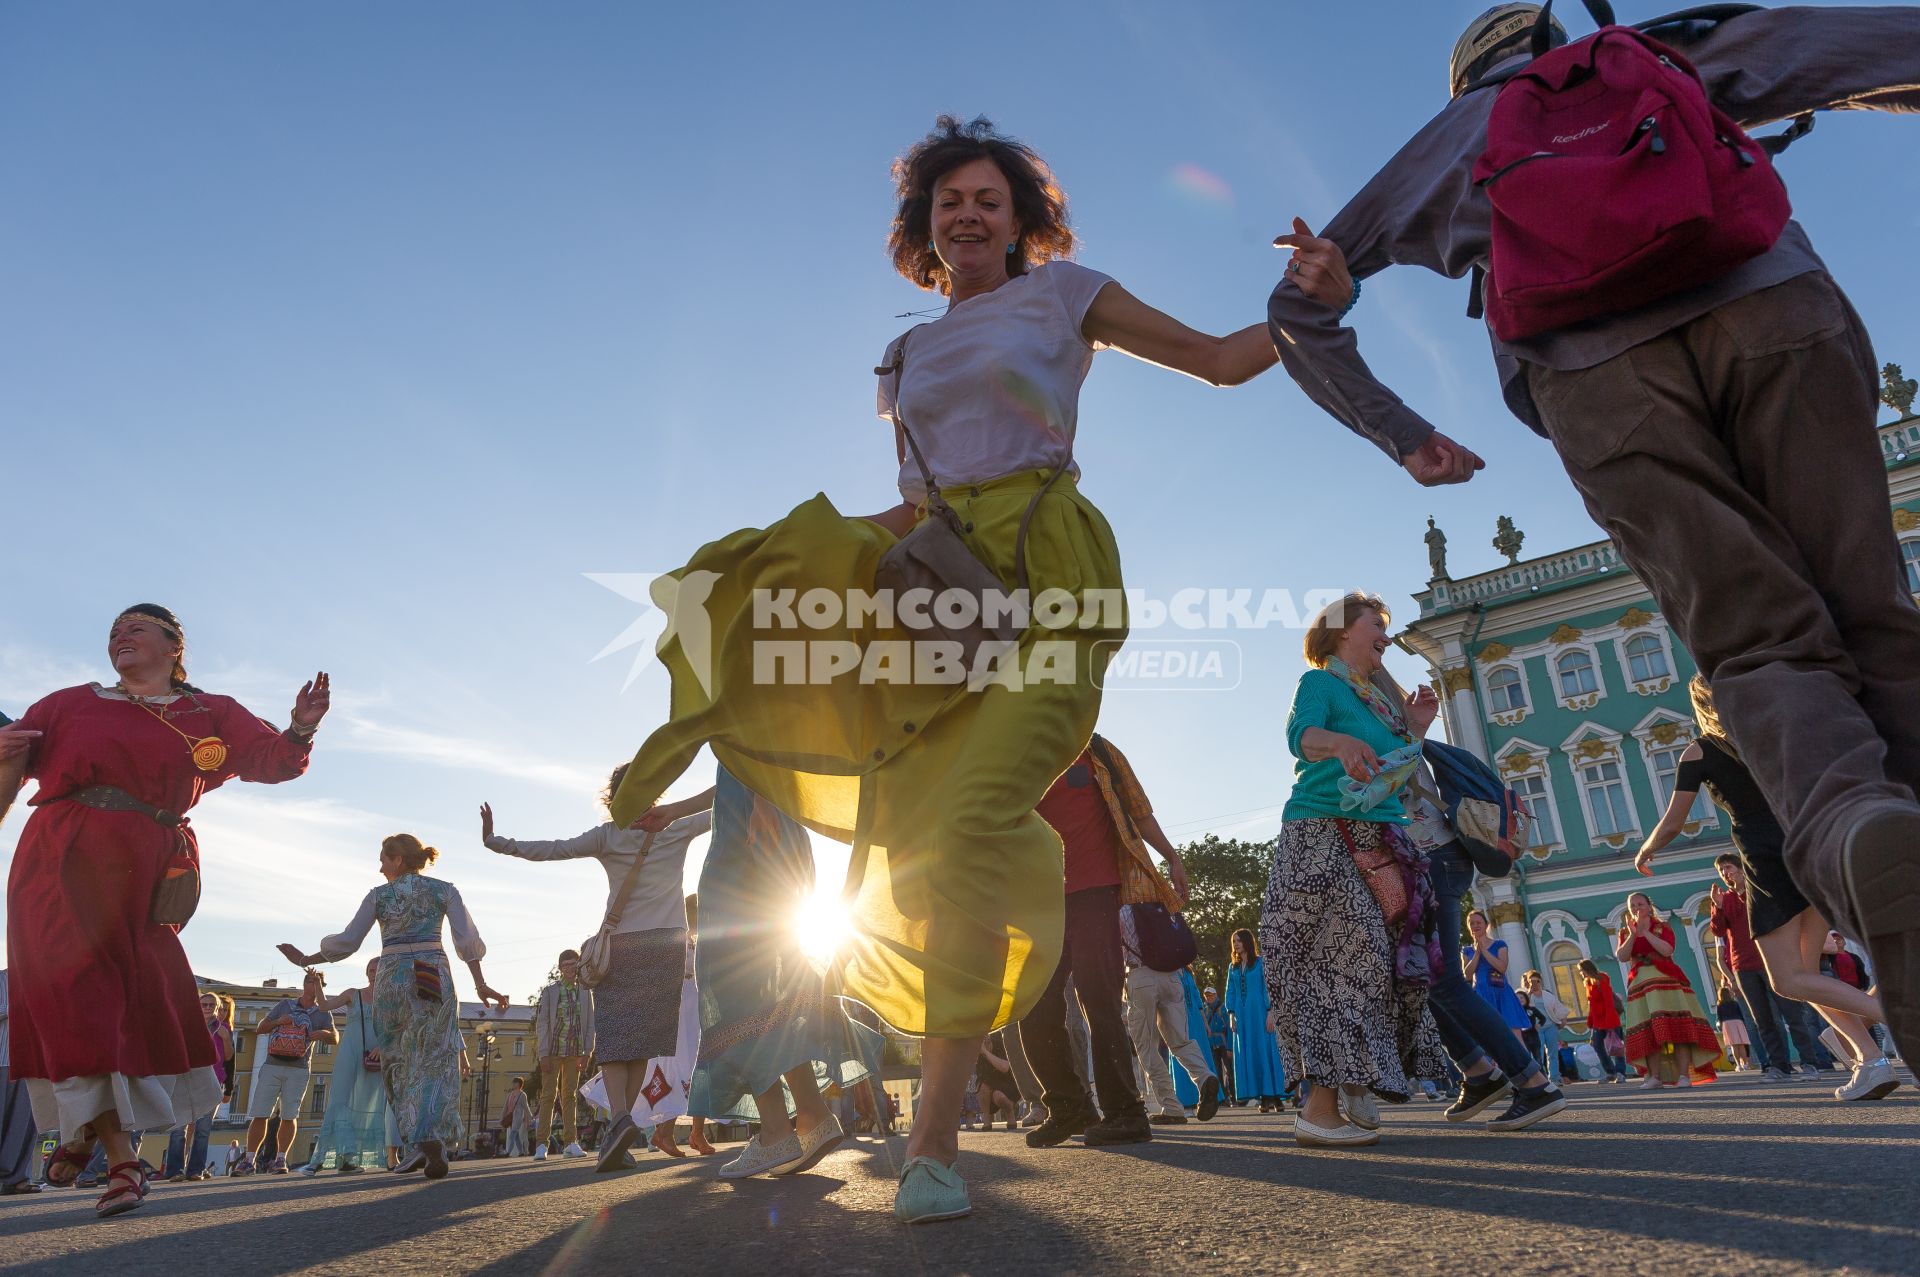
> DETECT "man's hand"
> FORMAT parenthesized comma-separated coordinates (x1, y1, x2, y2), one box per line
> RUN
(1401, 431, 1485, 487)
(1272, 218, 1354, 310)
(1164, 855, 1190, 906)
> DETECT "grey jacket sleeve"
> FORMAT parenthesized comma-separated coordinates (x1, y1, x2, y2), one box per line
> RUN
(534, 986, 553, 1059)
(1694, 6, 1920, 125)
(1267, 101, 1493, 462)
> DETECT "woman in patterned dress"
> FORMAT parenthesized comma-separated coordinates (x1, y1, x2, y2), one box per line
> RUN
(1261, 593, 1448, 1148)
(0, 605, 327, 1218)
(279, 835, 507, 1179)
(1614, 892, 1720, 1088)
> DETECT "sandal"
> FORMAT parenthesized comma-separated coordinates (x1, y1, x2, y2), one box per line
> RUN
(95, 1161, 148, 1219)
(43, 1133, 95, 1188)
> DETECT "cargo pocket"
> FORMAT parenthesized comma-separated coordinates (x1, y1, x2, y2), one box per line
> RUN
(1526, 354, 1657, 473)
(1712, 271, 1848, 360)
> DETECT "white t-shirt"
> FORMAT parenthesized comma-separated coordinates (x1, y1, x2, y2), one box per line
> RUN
(876, 259, 1115, 503)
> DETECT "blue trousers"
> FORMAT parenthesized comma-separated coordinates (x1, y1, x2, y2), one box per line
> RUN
(163, 1113, 214, 1178)
(1424, 844, 1540, 1082)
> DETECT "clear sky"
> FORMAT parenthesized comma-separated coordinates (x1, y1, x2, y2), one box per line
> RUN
(4, 0, 1916, 1003)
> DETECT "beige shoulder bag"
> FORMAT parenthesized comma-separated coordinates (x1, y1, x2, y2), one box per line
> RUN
(578, 829, 658, 989)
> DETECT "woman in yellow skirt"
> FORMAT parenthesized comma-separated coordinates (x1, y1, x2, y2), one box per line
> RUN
(611, 114, 1352, 1223)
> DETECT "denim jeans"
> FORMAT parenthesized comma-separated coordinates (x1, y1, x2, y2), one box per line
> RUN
(163, 1112, 214, 1177)
(1737, 968, 1834, 1072)
(1537, 1022, 1565, 1081)
(1424, 843, 1540, 1082)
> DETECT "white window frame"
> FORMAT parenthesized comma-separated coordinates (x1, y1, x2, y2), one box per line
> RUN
(1486, 663, 1529, 715)
(1579, 757, 1635, 839)
(1494, 739, 1566, 858)
(1556, 649, 1598, 699)
(1559, 724, 1642, 849)
(1902, 536, 1920, 595)
(1621, 632, 1669, 684)
(1551, 642, 1609, 710)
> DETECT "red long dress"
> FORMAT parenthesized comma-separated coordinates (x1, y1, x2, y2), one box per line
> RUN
(7, 684, 310, 1129)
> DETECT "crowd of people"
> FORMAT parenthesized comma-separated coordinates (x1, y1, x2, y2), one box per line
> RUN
(1, 0, 1917, 1232)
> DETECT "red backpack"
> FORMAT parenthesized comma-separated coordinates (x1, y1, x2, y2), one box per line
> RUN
(1471, 1, 1793, 341)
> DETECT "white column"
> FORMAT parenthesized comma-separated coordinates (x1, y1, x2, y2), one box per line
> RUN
(1485, 883, 1536, 974)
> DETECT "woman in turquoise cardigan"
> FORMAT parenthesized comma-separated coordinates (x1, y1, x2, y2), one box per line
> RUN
(1223, 929, 1288, 1111)
(1261, 592, 1447, 1149)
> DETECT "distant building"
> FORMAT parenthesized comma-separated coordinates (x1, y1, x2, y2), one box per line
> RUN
(1398, 392, 1920, 1035)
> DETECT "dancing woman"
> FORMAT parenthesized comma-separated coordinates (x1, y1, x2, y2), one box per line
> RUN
(1614, 893, 1719, 1089)
(606, 115, 1350, 1224)
(1262, 594, 1447, 1147)
(1636, 676, 1899, 1101)
(482, 763, 713, 1171)
(1578, 959, 1628, 1083)
(0, 605, 327, 1218)
(279, 835, 507, 1180)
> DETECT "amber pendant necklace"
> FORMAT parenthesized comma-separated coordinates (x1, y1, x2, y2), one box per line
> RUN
(118, 684, 227, 772)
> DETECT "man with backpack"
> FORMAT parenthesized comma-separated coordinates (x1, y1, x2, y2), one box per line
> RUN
(1269, 1, 1920, 1059)
(1021, 736, 1200, 1148)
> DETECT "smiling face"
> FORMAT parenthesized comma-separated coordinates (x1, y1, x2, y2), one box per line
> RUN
(199, 993, 218, 1021)
(1466, 910, 1489, 939)
(1717, 859, 1746, 891)
(559, 955, 581, 983)
(930, 157, 1019, 285)
(1628, 893, 1653, 924)
(1335, 608, 1391, 675)
(108, 614, 180, 684)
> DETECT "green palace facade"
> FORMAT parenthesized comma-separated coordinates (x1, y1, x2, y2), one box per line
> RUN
(1398, 369, 1920, 1031)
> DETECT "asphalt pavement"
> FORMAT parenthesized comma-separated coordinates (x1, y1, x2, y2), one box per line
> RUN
(3, 1071, 1915, 1276)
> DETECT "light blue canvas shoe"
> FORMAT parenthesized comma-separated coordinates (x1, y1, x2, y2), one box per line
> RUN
(894, 1156, 970, 1224)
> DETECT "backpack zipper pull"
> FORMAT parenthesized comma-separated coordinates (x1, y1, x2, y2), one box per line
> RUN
(1718, 133, 1756, 168)
(1644, 117, 1666, 155)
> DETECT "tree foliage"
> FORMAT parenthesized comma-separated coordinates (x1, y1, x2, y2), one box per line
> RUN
(1176, 834, 1275, 993)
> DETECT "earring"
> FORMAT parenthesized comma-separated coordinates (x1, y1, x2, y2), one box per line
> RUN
(1006, 243, 1017, 255)
(928, 240, 935, 252)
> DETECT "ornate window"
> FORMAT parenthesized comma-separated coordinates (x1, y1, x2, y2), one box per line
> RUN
(1903, 537, 1920, 594)
(1622, 633, 1669, 684)
(1579, 758, 1634, 839)
(1546, 940, 1588, 1021)
(1487, 665, 1527, 714)
(1557, 650, 1598, 699)
(1512, 773, 1557, 850)
(1648, 740, 1716, 823)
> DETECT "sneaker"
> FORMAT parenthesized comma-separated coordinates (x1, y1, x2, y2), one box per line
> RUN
(596, 1117, 642, 1174)
(1083, 1110, 1153, 1147)
(562, 1142, 586, 1158)
(336, 1164, 364, 1175)
(1836, 1057, 1902, 1102)
(268, 1157, 289, 1174)
(1842, 803, 1920, 1062)
(893, 1156, 969, 1225)
(775, 1114, 845, 1176)
(229, 1155, 255, 1178)
(532, 1146, 548, 1162)
(717, 1132, 804, 1180)
(420, 1139, 449, 1181)
(1025, 1105, 1094, 1149)
(1197, 1076, 1222, 1122)
(1148, 1112, 1188, 1125)
(165, 1172, 187, 1183)
(1486, 1086, 1568, 1131)
(295, 1165, 319, 1178)
(1340, 1091, 1381, 1132)
(1764, 1068, 1794, 1082)
(1293, 1115, 1378, 1148)
(1444, 1074, 1512, 1123)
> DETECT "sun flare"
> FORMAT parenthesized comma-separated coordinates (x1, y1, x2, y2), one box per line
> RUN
(794, 887, 854, 964)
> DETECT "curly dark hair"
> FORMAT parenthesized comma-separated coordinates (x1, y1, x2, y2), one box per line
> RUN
(888, 115, 1074, 295)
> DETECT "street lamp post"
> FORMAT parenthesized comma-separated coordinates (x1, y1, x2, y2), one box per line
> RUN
(477, 1030, 497, 1155)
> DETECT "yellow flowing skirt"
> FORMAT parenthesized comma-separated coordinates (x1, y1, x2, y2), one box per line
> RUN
(610, 468, 1126, 1037)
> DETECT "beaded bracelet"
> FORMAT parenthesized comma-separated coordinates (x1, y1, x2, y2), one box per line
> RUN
(1338, 278, 1362, 320)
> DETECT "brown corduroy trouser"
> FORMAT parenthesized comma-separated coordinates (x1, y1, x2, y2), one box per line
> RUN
(1524, 271, 1920, 936)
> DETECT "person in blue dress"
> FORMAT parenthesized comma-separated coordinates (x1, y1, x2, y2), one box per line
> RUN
(1223, 928, 1288, 1111)
(1171, 968, 1213, 1108)
(298, 957, 390, 1175)
(1463, 910, 1529, 1046)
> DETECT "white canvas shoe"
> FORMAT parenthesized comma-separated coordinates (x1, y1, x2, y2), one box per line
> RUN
(717, 1132, 804, 1180)
(1293, 1116, 1379, 1148)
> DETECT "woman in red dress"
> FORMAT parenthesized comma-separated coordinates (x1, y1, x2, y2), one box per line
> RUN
(0, 605, 328, 1217)
(1614, 892, 1721, 1089)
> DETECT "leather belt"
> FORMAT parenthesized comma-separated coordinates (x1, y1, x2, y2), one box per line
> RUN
(58, 784, 184, 827)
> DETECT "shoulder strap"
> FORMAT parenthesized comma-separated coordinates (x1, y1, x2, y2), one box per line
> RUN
(875, 326, 943, 505)
(602, 829, 660, 929)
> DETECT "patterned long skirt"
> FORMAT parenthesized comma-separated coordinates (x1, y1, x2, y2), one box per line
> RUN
(1259, 817, 1445, 1101)
(595, 929, 688, 1062)
(372, 950, 464, 1147)
(1624, 964, 1722, 1083)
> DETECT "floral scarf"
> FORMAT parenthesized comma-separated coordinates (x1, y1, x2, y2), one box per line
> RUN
(1324, 658, 1421, 813)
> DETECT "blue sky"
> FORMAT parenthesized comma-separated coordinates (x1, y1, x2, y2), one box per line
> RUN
(4, 0, 1916, 1002)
